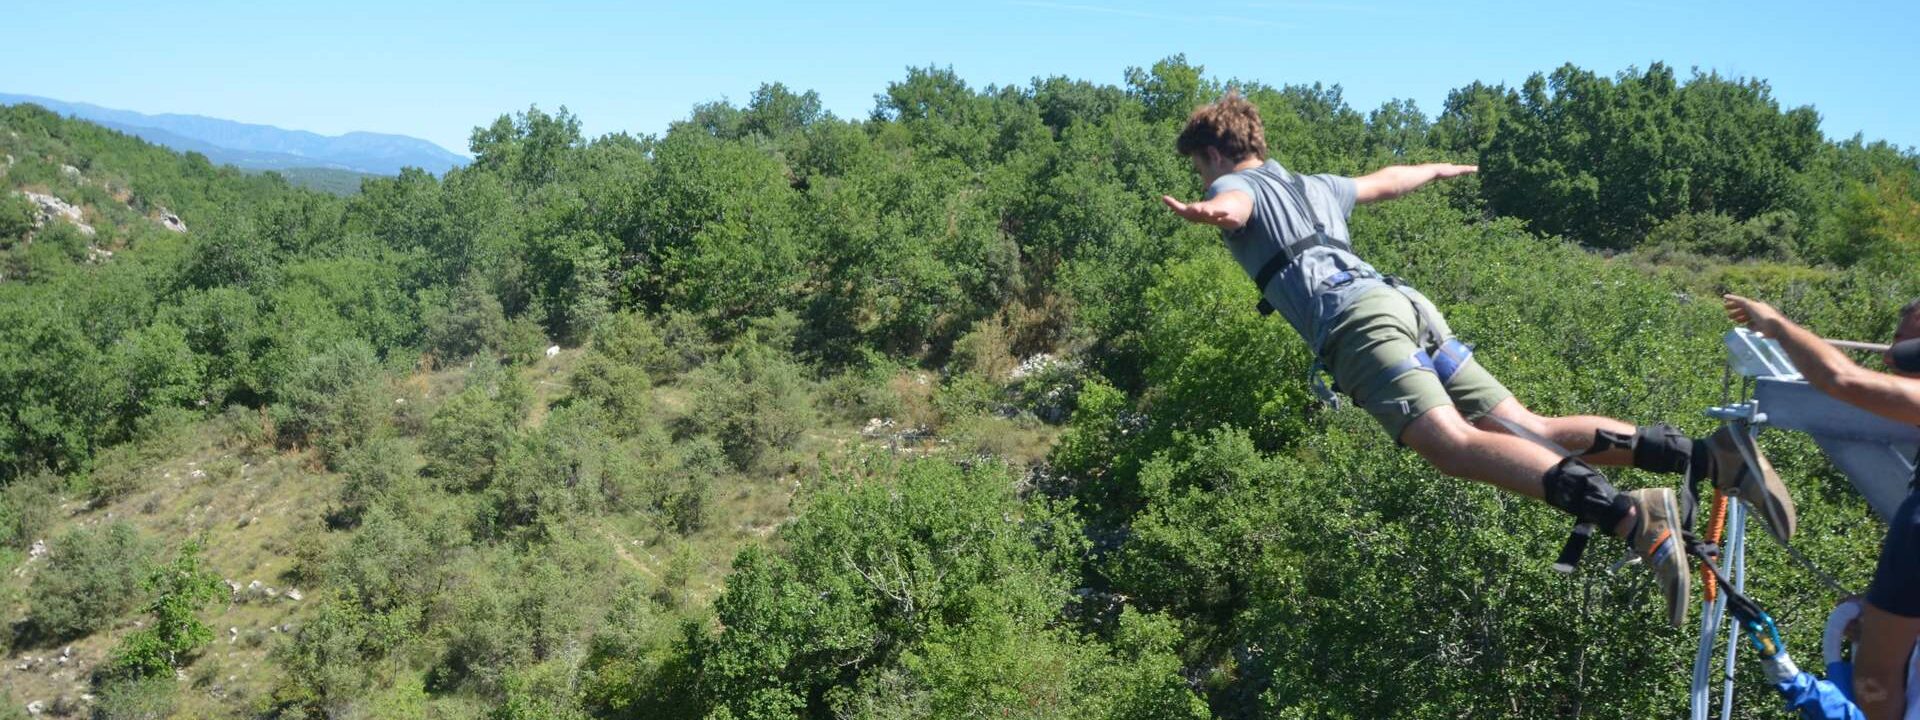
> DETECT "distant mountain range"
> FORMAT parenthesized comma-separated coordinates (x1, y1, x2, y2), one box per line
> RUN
(0, 93, 468, 176)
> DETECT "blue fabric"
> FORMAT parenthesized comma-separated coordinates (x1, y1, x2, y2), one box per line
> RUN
(1777, 672, 1868, 720)
(1433, 338, 1473, 383)
(1381, 348, 1436, 382)
(1825, 661, 1856, 704)
(1868, 490, 1920, 617)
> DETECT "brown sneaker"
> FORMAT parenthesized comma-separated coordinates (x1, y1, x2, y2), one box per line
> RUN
(1625, 488, 1691, 628)
(1704, 425, 1795, 544)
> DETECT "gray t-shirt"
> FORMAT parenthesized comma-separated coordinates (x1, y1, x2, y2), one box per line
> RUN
(1206, 160, 1387, 353)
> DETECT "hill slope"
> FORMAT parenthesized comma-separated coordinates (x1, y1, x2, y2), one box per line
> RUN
(0, 93, 468, 175)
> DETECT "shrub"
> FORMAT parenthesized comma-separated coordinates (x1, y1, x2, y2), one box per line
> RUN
(591, 311, 670, 374)
(491, 660, 592, 720)
(684, 340, 813, 472)
(483, 401, 630, 539)
(1645, 210, 1799, 261)
(0, 471, 62, 549)
(271, 338, 386, 465)
(422, 362, 529, 490)
(84, 441, 164, 505)
(656, 310, 719, 376)
(498, 314, 550, 366)
(565, 350, 656, 438)
(948, 315, 1017, 382)
(332, 436, 422, 526)
(101, 540, 225, 681)
(271, 600, 421, 717)
(91, 676, 177, 720)
(422, 280, 513, 363)
(818, 351, 904, 424)
(0, 193, 35, 243)
(933, 371, 1005, 424)
(26, 523, 153, 643)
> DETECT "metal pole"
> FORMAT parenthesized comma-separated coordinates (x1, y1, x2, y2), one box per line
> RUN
(1690, 589, 1725, 720)
(1825, 338, 1891, 353)
(1717, 505, 1749, 719)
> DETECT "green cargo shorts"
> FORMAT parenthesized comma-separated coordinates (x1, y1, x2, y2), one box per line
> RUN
(1319, 286, 1513, 442)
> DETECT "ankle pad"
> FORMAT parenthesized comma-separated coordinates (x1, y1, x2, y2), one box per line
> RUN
(1588, 428, 1635, 455)
(1631, 424, 1694, 476)
(1541, 457, 1633, 533)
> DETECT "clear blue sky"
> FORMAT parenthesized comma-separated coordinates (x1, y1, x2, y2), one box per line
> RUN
(7, 0, 1917, 156)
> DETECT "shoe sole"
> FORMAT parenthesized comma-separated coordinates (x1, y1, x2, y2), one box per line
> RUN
(1714, 428, 1796, 543)
(1634, 489, 1691, 628)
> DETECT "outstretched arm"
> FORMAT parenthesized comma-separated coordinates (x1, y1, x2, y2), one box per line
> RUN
(1161, 190, 1253, 230)
(1352, 163, 1477, 204)
(1724, 294, 1920, 425)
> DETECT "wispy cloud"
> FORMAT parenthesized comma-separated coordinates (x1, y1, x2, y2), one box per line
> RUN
(1010, 1, 1293, 28)
(1239, 1, 1389, 16)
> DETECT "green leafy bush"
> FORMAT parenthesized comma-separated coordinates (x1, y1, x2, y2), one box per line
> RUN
(0, 192, 36, 243)
(565, 350, 655, 439)
(270, 338, 386, 465)
(91, 676, 177, 720)
(332, 435, 422, 527)
(0, 471, 61, 549)
(422, 361, 530, 489)
(26, 523, 153, 643)
(684, 339, 813, 472)
(102, 540, 225, 681)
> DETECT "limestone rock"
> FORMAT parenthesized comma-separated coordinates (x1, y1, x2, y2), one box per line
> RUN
(155, 209, 186, 233)
(18, 192, 93, 237)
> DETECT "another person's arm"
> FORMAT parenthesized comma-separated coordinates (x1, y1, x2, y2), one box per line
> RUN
(1352, 163, 1477, 204)
(1855, 597, 1920, 720)
(1724, 294, 1920, 425)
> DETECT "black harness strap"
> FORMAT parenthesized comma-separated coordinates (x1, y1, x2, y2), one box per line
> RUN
(1245, 166, 1335, 316)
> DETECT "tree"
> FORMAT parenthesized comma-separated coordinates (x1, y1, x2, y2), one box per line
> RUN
(470, 105, 585, 192)
(102, 540, 226, 681)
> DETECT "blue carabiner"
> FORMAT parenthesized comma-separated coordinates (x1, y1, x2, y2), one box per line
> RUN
(1742, 613, 1784, 656)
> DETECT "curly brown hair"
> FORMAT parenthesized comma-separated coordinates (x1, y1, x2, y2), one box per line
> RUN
(1176, 91, 1267, 162)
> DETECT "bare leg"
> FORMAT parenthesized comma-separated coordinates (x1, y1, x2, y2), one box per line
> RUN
(1855, 601, 1920, 720)
(1475, 397, 1638, 467)
(1403, 406, 1637, 536)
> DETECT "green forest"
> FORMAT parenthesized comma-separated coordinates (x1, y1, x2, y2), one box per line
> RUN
(0, 58, 1915, 719)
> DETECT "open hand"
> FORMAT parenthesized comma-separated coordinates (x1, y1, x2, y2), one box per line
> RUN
(1434, 164, 1478, 179)
(1161, 195, 1232, 227)
(1723, 294, 1786, 335)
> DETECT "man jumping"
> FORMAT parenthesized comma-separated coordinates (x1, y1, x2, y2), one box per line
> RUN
(1160, 92, 1794, 627)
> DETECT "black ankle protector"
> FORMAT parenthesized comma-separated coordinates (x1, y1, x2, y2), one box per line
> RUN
(1541, 457, 1633, 534)
(1589, 428, 1634, 455)
(1629, 424, 1694, 476)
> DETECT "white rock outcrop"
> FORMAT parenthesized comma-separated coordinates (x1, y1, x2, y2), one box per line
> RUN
(155, 209, 187, 233)
(18, 192, 94, 237)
